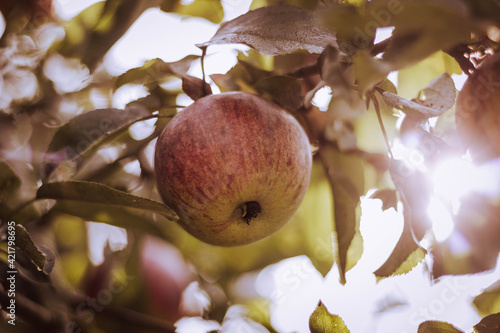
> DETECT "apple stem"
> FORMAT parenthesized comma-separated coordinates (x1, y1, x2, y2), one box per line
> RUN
(240, 201, 261, 224)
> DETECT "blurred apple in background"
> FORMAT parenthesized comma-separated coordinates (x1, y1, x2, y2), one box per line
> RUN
(456, 52, 500, 163)
(140, 236, 196, 323)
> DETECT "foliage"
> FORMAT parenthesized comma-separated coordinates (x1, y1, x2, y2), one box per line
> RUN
(309, 301, 350, 333)
(1, 0, 500, 332)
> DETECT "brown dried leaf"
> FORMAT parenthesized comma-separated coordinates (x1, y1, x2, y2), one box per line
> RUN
(416, 73, 456, 113)
(254, 75, 303, 110)
(182, 75, 212, 101)
(197, 4, 338, 56)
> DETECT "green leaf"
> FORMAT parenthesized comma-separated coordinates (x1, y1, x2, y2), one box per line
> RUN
(352, 50, 391, 92)
(254, 75, 303, 110)
(37, 181, 178, 221)
(309, 301, 350, 333)
(127, 84, 180, 115)
(380, 0, 473, 69)
(210, 58, 273, 93)
(321, 3, 374, 57)
(416, 73, 456, 114)
(173, 0, 224, 24)
(342, 0, 365, 6)
(320, 147, 364, 284)
(51, 201, 170, 239)
(380, 90, 450, 118)
(295, 161, 335, 277)
(43, 107, 152, 180)
(319, 45, 350, 92)
(58, 1, 106, 53)
(14, 224, 55, 274)
(382, 73, 456, 120)
(418, 320, 464, 333)
(355, 94, 398, 156)
(398, 51, 462, 99)
(376, 244, 426, 279)
(115, 56, 198, 89)
(473, 281, 500, 317)
(254, 0, 321, 10)
(0, 161, 21, 201)
(474, 313, 500, 333)
(161, 0, 224, 23)
(374, 210, 426, 279)
(57, 0, 155, 69)
(197, 4, 338, 56)
(323, 0, 470, 77)
(375, 159, 429, 279)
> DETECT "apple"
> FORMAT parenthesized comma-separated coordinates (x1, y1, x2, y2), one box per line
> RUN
(456, 52, 500, 163)
(140, 236, 195, 322)
(154, 92, 312, 246)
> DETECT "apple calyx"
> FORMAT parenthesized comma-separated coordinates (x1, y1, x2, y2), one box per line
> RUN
(239, 201, 261, 224)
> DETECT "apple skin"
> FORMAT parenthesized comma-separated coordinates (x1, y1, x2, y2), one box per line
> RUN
(155, 92, 312, 246)
(456, 52, 500, 163)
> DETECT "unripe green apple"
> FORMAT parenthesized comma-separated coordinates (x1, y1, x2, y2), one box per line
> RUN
(456, 52, 500, 163)
(155, 92, 312, 246)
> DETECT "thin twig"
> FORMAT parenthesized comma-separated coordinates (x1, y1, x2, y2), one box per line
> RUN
(97, 304, 176, 332)
(370, 93, 394, 159)
(200, 46, 207, 84)
(0, 286, 62, 331)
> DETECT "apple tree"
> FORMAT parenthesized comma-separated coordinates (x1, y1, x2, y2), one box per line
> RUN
(1, 0, 500, 332)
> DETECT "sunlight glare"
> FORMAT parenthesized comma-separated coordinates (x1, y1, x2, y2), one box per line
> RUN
(53, 0, 103, 20)
(427, 197, 454, 242)
(256, 256, 323, 333)
(86, 222, 128, 265)
(175, 317, 221, 333)
(433, 158, 475, 205)
(432, 157, 494, 207)
(123, 160, 141, 176)
(0, 13, 5, 38)
(374, 27, 394, 44)
(43, 53, 90, 94)
(129, 118, 157, 141)
(312, 86, 332, 111)
(112, 84, 148, 109)
(392, 139, 428, 173)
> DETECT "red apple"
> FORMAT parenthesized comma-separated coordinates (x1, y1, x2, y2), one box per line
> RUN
(154, 92, 312, 246)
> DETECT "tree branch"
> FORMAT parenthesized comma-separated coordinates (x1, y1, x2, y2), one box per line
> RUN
(97, 304, 176, 333)
(0, 284, 64, 331)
